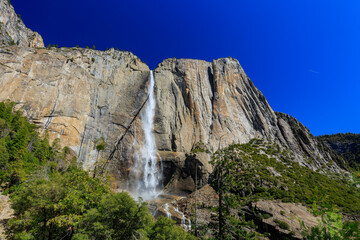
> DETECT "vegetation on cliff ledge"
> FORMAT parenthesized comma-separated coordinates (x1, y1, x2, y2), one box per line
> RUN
(208, 139, 360, 239)
(212, 139, 360, 213)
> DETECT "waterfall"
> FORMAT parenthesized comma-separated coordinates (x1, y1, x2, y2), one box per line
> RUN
(130, 70, 161, 200)
(174, 207, 187, 230)
(164, 203, 172, 218)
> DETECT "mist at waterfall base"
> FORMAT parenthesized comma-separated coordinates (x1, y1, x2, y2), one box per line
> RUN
(128, 71, 162, 201)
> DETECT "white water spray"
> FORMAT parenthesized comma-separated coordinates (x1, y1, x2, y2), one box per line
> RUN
(131, 71, 161, 200)
(164, 203, 172, 218)
(174, 207, 188, 230)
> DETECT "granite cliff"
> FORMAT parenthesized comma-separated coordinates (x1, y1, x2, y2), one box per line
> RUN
(0, 0, 43, 48)
(0, 0, 344, 194)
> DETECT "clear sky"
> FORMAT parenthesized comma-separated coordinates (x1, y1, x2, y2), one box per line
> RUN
(11, 0, 360, 136)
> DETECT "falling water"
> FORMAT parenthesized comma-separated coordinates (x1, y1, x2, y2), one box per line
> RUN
(164, 203, 172, 218)
(131, 70, 161, 200)
(174, 207, 187, 230)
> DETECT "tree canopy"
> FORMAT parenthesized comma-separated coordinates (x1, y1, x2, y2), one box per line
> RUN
(0, 101, 196, 240)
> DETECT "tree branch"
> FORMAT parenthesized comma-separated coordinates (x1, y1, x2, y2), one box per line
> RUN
(96, 94, 150, 178)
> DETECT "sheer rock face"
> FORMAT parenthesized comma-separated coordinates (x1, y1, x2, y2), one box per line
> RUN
(0, 45, 342, 192)
(0, 0, 44, 48)
(153, 58, 341, 192)
(0, 46, 150, 172)
(153, 58, 280, 153)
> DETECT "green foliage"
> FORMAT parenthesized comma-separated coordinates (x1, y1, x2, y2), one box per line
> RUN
(302, 206, 360, 239)
(209, 140, 267, 239)
(211, 139, 360, 214)
(91, 45, 96, 50)
(209, 139, 360, 239)
(317, 133, 360, 144)
(262, 213, 272, 219)
(0, 101, 64, 188)
(46, 44, 59, 49)
(191, 141, 210, 153)
(274, 219, 290, 230)
(148, 216, 196, 240)
(75, 192, 152, 239)
(95, 137, 106, 151)
(7, 167, 109, 239)
(8, 172, 194, 239)
(0, 101, 195, 239)
(0, 138, 9, 168)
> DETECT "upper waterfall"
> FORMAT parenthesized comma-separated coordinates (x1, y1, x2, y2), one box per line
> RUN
(130, 70, 161, 200)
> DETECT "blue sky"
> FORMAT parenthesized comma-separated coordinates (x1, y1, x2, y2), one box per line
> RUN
(11, 0, 360, 135)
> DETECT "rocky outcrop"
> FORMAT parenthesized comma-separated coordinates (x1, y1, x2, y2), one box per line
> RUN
(0, 0, 44, 48)
(275, 112, 344, 172)
(0, 193, 13, 239)
(155, 184, 218, 228)
(248, 200, 320, 240)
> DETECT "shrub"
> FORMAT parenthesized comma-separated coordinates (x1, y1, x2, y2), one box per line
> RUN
(95, 137, 106, 151)
(75, 192, 152, 240)
(148, 216, 196, 240)
(302, 206, 360, 239)
(274, 219, 290, 230)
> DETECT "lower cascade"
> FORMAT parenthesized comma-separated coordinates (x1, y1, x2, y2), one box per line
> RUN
(130, 70, 162, 200)
(174, 207, 188, 230)
(164, 203, 172, 218)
